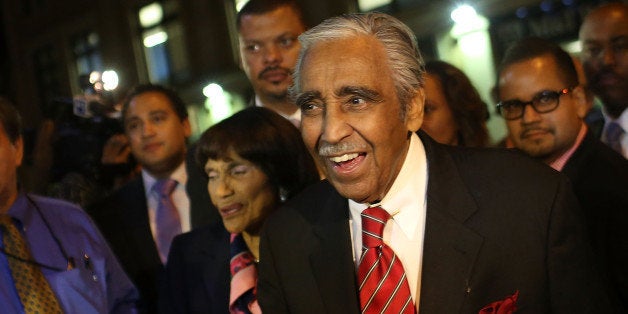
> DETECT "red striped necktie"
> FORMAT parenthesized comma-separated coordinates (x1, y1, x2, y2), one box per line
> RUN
(358, 206, 416, 314)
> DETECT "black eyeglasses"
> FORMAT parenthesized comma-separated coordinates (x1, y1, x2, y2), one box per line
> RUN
(497, 87, 573, 120)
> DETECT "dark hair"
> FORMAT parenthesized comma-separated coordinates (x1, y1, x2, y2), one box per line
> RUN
(196, 107, 318, 200)
(236, 0, 306, 30)
(122, 84, 188, 121)
(0, 96, 22, 144)
(497, 37, 579, 100)
(425, 61, 490, 147)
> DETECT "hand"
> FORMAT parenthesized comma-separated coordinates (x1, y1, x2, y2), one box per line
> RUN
(101, 134, 131, 165)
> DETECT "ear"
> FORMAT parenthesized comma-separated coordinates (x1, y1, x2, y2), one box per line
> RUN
(237, 52, 244, 71)
(182, 118, 192, 138)
(13, 136, 23, 167)
(571, 86, 589, 119)
(237, 38, 245, 71)
(405, 88, 425, 132)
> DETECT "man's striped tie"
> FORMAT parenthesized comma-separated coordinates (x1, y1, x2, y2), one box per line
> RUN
(358, 206, 416, 314)
(0, 215, 63, 313)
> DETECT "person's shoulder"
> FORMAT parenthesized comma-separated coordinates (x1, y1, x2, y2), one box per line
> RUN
(169, 222, 229, 266)
(88, 177, 145, 212)
(27, 194, 84, 213)
(27, 194, 99, 231)
(289, 180, 336, 203)
(581, 134, 628, 173)
(448, 145, 560, 180)
(174, 221, 227, 246)
(434, 145, 572, 210)
(284, 180, 341, 213)
(422, 132, 557, 180)
(264, 180, 344, 230)
(568, 134, 628, 192)
(108, 176, 145, 199)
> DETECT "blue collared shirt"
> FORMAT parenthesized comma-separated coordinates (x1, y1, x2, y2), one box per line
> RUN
(0, 193, 139, 313)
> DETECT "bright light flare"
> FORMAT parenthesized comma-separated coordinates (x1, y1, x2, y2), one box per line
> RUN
(143, 31, 168, 48)
(102, 70, 119, 91)
(451, 4, 477, 25)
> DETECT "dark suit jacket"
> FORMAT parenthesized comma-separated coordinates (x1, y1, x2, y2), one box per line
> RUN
(258, 133, 618, 313)
(88, 153, 220, 313)
(562, 130, 628, 309)
(159, 222, 231, 314)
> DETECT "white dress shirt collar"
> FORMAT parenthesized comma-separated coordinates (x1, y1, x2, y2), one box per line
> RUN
(142, 162, 187, 196)
(349, 132, 427, 237)
(255, 95, 301, 123)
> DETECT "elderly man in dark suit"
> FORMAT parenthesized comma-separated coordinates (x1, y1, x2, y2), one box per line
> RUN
(257, 13, 619, 313)
(496, 37, 628, 310)
(88, 84, 218, 313)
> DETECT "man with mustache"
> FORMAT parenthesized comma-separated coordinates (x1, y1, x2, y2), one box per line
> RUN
(88, 84, 218, 313)
(497, 37, 628, 309)
(580, 3, 628, 158)
(257, 13, 619, 313)
(237, 0, 307, 126)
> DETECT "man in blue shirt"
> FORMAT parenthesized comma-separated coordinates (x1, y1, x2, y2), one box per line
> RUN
(0, 96, 139, 313)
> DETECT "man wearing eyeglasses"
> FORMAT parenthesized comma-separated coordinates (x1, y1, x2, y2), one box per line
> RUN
(496, 37, 628, 310)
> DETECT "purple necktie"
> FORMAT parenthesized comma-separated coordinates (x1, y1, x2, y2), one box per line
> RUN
(153, 179, 181, 263)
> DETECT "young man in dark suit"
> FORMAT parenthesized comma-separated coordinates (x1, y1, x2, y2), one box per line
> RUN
(497, 37, 628, 310)
(257, 13, 619, 313)
(88, 84, 218, 313)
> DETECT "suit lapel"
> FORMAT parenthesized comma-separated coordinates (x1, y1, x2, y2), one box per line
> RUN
(308, 184, 361, 313)
(201, 225, 230, 306)
(125, 179, 163, 266)
(561, 130, 594, 183)
(418, 133, 483, 313)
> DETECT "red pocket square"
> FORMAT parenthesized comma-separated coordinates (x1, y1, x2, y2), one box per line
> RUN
(479, 290, 519, 314)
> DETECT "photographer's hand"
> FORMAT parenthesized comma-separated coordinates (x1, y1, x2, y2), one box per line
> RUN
(101, 133, 131, 165)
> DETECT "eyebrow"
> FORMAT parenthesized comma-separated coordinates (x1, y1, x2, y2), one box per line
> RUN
(295, 90, 322, 107)
(501, 89, 559, 103)
(204, 158, 236, 172)
(336, 86, 383, 102)
(124, 109, 170, 124)
(277, 32, 298, 38)
(584, 35, 628, 45)
(242, 32, 297, 44)
(148, 109, 169, 116)
(124, 116, 139, 123)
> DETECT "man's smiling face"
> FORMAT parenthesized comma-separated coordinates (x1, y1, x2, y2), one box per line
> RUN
(297, 35, 422, 203)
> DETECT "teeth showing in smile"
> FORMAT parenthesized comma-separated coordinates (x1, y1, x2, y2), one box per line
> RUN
(330, 153, 359, 163)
